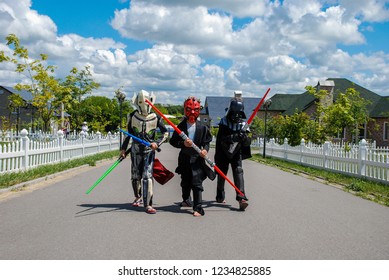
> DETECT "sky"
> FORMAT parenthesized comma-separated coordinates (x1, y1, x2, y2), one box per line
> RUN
(0, 0, 389, 105)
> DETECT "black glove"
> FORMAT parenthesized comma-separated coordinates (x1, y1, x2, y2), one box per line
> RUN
(231, 133, 241, 142)
(238, 132, 248, 142)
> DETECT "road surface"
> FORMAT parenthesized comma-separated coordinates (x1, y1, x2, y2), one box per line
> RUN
(0, 145, 388, 260)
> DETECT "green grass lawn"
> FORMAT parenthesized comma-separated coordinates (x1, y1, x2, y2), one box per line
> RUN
(0, 150, 119, 189)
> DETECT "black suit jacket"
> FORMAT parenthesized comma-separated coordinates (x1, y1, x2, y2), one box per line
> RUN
(169, 119, 214, 184)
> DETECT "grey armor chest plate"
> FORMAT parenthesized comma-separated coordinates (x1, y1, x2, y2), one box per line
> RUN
(130, 112, 158, 135)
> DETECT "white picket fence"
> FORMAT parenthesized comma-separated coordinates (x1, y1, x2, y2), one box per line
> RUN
(261, 138, 389, 184)
(0, 129, 120, 174)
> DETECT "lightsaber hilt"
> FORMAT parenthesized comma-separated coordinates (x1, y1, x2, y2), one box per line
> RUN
(179, 131, 215, 167)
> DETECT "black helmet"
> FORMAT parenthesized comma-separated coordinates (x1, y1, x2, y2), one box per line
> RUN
(226, 97, 246, 123)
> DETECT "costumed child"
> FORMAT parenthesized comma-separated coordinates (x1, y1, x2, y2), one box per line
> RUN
(169, 96, 213, 217)
(214, 91, 251, 211)
(120, 90, 168, 214)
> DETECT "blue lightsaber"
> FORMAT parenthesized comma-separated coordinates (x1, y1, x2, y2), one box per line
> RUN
(120, 129, 161, 152)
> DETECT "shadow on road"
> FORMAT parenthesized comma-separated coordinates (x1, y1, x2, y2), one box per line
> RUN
(75, 203, 138, 217)
(76, 199, 240, 217)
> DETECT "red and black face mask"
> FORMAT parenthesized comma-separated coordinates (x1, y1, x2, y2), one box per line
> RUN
(184, 97, 201, 124)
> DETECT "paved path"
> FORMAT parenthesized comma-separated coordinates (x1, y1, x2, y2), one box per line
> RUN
(0, 146, 388, 260)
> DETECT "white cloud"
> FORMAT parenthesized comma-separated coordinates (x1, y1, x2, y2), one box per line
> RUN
(1, 0, 389, 105)
(111, 3, 234, 48)
(138, 0, 272, 17)
(0, 0, 57, 42)
(339, 0, 389, 22)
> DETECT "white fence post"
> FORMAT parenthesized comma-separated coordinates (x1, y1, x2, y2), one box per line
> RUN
(283, 138, 288, 160)
(21, 129, 29, 171)
(58, 130, 64, 162)
(269, 138, 274, 157)
(108, 132, 112, 150)
(358, 139, 367, 177)
(300, 138, 305, 164)
(323, 141, 330, 168)
(97, 131, 101, 153)
(80, 131, 85, 157)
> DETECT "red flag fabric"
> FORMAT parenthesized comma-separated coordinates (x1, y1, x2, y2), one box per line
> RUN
(153, 158, 174, 185)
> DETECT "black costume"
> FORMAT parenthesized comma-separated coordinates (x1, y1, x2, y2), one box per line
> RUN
(169, 119, 213, 216)
(214, 96, 251, 209)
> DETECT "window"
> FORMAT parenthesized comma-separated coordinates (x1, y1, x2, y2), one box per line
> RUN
(384, 122, 389, 141)
(358, 123, 366, 140)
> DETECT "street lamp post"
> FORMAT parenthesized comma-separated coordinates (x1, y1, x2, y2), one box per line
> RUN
(262, 99, 272, 158)
(115, 88, 126, 145)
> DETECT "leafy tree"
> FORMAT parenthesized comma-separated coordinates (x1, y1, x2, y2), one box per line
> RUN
(79, 96, 112, 132)
(267, 114, 287, 144)
(267, 111, 318, 146)
(153, 103, 183, 125)
(76, 96, 132, 133)
(7, 93, 26, 132)
(154, 103, 168, 115)
(302, 119, 326, 144)
(306, 84, 371, 143)
(0, 116, 11, 132)
(1, 34, 104, 133)
(306, 85, 331, 124)
(62, 66, 100, 130)
(285, 112, 312, 146)
(165, 104, 184, 115)
(165, 104, 183, 125)
(322, 88, 371, 143)
(249, 116, 264, 139)
(0, 34, 70, 132)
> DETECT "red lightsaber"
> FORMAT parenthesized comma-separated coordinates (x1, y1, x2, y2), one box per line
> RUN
(145, 99, 245, 197)
(245, 88, 271, 129)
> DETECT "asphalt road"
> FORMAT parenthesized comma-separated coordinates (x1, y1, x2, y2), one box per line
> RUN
(0, 145, 388, 260)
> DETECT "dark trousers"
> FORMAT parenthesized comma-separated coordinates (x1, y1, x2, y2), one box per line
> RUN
(215, 154, 246, 201)
(180, 174, 204, 214)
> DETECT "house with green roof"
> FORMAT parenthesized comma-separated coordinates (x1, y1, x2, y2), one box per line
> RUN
(203, 78, 389, 147)
(265, 78, 389, 146)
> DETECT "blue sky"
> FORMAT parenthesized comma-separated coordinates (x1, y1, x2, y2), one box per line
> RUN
(31, 1, 128, 41)
(1, 0, 389, 104)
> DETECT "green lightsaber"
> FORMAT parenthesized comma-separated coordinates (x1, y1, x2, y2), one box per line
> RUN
(86, 150, 129, 194)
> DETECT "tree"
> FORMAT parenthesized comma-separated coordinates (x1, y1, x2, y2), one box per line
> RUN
(1, 34, 104, 132)
(0, 34, 70, 132)
(249, 116, 264, 139)
(267, 111, 319, 146)
(322, 88, 371, 143)
(76, 95, 132, 133)
(62, 66, 100, 130)
(267, 114, 286, 144)
(8, 93, 26, 133)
